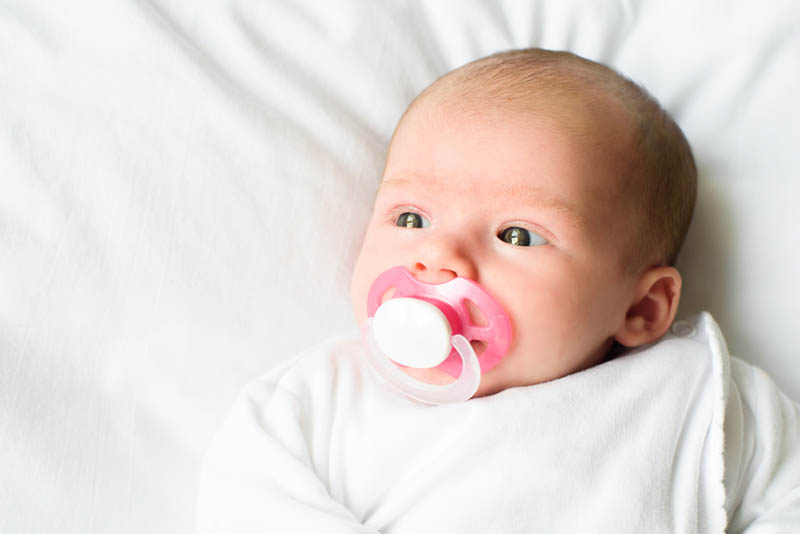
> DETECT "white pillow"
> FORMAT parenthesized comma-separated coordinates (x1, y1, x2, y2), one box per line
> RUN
(1, 1, 798, 532)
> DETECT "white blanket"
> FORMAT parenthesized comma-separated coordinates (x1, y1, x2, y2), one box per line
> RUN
(196, 313, 800, 533)
(3, 2, 800, 532)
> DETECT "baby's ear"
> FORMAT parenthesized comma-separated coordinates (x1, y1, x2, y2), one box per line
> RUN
(615, 266, 682, 347)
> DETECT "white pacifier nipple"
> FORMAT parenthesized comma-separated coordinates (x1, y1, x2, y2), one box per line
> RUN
(373, 298, 452, 369)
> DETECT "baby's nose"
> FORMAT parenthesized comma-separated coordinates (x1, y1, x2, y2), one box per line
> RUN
(410, 243, 478, 284)
(410, 262, 458, 284)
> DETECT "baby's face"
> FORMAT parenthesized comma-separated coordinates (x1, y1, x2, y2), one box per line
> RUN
(351, 93, 642, 397)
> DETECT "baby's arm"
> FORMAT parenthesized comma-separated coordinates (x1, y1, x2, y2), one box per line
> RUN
(195, 379, 379, 534)
(724, 359, 800, 532)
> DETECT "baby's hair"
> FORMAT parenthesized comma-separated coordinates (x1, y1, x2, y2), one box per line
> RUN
(401, 48, 697, 276)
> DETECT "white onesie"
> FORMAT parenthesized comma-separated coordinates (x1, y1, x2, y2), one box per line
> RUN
(195, 313, 800, 533)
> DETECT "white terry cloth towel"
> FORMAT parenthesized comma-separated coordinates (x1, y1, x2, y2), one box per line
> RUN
(196, 312, 800, 533)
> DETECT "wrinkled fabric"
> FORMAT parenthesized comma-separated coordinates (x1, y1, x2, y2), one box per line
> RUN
(197, 313, 800, 533)
(4, 2, 800, 532)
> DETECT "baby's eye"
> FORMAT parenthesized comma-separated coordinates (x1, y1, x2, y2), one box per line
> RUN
(396, 212, 430, 228)
(498, 227, 548, 247)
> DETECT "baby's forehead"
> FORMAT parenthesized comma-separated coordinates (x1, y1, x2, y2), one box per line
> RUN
(402, 85, 640, 183)
(389, 104, 637, 199)
(388, 90, 643, 224)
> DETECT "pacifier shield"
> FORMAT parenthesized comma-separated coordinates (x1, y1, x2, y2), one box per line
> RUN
(366, 266, 512, 377)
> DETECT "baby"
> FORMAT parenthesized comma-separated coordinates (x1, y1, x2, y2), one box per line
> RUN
(197, 49, 800, 533)
(351, 48, 694, 399)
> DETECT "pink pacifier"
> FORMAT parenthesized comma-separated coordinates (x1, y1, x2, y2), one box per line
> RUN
(361, 266, 512, 404)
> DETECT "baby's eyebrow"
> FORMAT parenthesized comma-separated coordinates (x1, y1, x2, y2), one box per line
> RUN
(379, 176, 417, 191)
(381, 175, 585, 226)
(499, 182, 583, 220)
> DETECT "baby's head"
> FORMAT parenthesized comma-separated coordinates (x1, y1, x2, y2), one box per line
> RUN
(351, 48, 697, 398)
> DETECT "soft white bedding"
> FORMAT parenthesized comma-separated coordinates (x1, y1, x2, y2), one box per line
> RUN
(195, 313, 800, 532)
(1, 1, 799, 533)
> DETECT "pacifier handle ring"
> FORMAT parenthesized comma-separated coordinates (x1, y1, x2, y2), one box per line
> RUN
(362, 319, 481, 405)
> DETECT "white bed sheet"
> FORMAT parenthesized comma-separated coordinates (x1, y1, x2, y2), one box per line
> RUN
(1, 1, 799, 532)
